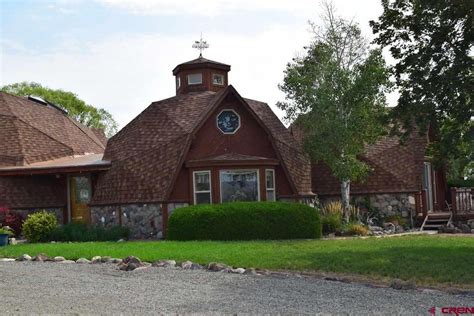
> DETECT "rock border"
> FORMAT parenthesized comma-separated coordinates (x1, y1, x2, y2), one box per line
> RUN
(1, 253, 473, 296)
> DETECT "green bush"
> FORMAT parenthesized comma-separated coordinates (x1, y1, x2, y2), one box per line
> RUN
(22, 211, 58, 243)
(448, 178, 474, 188)
(321, 214, 342, 235)
(49, 223, 130, 242)
(168, 201, 321, 241)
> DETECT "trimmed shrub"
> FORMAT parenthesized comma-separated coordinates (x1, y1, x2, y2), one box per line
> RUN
(49, 223, 130, 242)
(22, 211, 58, 243)
(321, 213, 342, 235)
(168, 201, 321, 241)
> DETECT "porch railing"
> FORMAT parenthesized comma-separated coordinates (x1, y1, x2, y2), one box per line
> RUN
(450, 187, 473, 215)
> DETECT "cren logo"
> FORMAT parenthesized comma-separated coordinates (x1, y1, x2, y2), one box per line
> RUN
(429, 307, 437, 315)
(429, 306, 474, 315)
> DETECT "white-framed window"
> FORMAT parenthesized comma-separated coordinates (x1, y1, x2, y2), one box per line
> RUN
(265, 169, 276, 201)
(220, 169, 260, 203)
(187, 73, 203, 85)
(212, 73, 224, 85)
(193, 170, 211, 204)
(176, 76, 181, 89)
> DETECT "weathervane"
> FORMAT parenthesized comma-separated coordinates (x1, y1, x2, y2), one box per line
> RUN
(192, 33, 209, 57)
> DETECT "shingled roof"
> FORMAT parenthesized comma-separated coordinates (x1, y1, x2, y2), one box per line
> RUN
(92, 86, 313, 205)
(0, 92, 105, 167)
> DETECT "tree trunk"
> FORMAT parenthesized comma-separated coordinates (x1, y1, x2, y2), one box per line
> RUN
(341, 180, 351, 222)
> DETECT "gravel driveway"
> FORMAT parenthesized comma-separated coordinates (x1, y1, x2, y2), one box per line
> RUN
(1, 262, 472, 314)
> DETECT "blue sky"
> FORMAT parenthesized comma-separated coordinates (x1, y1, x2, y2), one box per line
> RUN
(1, 0, 387, 128)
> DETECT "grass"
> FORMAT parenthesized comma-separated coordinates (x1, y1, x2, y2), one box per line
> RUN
(1, 235, 473, 288)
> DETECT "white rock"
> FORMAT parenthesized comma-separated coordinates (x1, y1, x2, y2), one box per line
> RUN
(231, 268, 246, 274)
(53, 256, 65, 262)
(59, 260, 75, 263)
(76, 258, 91, 264)
(0, 258, 15, 262)
(16, 254, 32, 261)
(91, 256, 102, 263)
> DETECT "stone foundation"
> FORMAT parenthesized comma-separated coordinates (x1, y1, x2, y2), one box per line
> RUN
(11, 208, 64, 224)
(91, 204, 163, 239)
(319, 192, 416, 219)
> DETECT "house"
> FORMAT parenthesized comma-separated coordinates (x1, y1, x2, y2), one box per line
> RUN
(89, 56, 314, 238)
(0, 92, 109, 223)
(290, 124, 448, 221)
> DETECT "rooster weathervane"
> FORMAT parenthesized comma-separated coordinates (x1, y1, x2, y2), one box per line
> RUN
(192, 33, 209, 57)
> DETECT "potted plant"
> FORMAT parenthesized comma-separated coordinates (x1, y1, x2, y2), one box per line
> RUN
(0, 227, 13, 246)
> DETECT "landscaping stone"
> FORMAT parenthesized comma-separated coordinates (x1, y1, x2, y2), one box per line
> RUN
(32, 253, 50, 262)
(181, 260, 193, 269)
(118, 256, 145, 271)
(59, 260, 75, 264)
(244, 268, 258, 275)
(152, 259, 176, 268)
(468, 219, 474, 229)
(207, 262, 228, 272)
(101, 256, 112, 263)
(231, 268, 246, 274)
(110, 258, 122, 264)
(91, 256, 102, 264)
(53, 256, 66, 262)
(389, 279, 416, 290)
(16, 254, 32, 261)
(0, 258, 15, 262)
(369, 226, 383, 232)
(459, 224, 471, 234)
(76, 258, 91, 264)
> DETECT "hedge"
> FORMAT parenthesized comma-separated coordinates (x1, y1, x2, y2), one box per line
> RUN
(167, 201, 321, 241)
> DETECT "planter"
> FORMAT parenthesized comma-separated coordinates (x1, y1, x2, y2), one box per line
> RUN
(0, 234, 9, 247)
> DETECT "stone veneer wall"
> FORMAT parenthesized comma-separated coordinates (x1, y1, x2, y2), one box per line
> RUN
(319, 193, 416, 219)
(11, 208, 64, 224)
(91, 202, 190, 240)
(91, 204, 162, 239)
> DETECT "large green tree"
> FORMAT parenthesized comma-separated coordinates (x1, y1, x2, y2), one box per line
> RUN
(278, 3, 391, 221)
(1, 82, 118, 137)
(370, 0, 473, 177)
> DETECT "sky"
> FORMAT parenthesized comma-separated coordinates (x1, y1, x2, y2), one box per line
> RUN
(1, 0, 388, 129)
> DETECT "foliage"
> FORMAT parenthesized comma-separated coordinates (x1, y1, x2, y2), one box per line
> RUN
(342, 222, 369, 236)
(321, 214, 342, 235)
(447, 178, 474, 188)
(370, 0, 473, 166)
(0, 227, 13, 236)
(168, 202, 322, 241)
(49, 223, 130, 242)
(3, 213, 24, 237)
(278, 3, 391, 220)
(1, 236, 472, 286)
(321, 201, 343, 216)
(1, 81, 118, 137)
(22, 211, 58, 243)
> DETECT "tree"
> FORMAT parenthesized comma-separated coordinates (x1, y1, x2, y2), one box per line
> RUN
(370, 0, 473, 169)
(278, 2, 391, 221)
(1, 81, 118, 137)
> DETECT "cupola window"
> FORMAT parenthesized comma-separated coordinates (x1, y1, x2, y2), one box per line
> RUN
(176, 76, 181, 89)
(212, 74, 224, 85)
(187, 73, 203, 85)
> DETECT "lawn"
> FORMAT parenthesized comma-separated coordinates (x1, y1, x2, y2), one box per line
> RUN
(1, 235, 473, 288)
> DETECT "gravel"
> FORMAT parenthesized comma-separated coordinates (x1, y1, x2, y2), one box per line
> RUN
(0, 261, 472, 314)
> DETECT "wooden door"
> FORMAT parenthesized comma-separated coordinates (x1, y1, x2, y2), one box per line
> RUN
(70, 175, 92, 223)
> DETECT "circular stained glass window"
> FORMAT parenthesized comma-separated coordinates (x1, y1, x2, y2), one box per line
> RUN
(217, 110, 240, 134)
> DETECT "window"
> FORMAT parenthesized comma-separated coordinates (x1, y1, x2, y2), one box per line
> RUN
(220, 170, 259, 202)
(265, 169, 275, 201)
(176, 76, 181, 89)
(187, 73, 202, 85)
(193, 171, 211, 204)
(212, 73, 224, 85)
(217, 109, 241, 134)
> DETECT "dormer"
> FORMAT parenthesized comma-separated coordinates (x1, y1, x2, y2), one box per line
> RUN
(172, 57, 231, 95)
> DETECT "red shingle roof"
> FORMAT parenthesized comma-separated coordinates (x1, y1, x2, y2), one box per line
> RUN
(92, 86, 313, 205)
(0, 92, 105, 167)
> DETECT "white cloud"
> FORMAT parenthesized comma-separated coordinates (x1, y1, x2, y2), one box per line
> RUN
(1, 24, 311, 128)
(97, 0, 315, 16)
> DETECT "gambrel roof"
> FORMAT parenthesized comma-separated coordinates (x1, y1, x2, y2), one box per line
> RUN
(92, 85, 313, 205)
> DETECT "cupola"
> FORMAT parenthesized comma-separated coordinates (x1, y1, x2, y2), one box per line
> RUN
(172, 37, 231, 95)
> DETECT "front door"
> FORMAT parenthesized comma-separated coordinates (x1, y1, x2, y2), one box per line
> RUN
(70, 175, 92, 223)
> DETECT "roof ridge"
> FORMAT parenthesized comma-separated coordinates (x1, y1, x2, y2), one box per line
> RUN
(65, 115, 106, 149)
